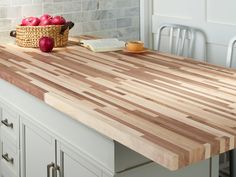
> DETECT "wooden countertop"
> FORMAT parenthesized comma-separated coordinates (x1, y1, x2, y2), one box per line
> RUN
(0, 37, 236, 171)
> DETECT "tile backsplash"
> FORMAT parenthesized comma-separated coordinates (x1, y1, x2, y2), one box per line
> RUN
(0, 0, 140, 41)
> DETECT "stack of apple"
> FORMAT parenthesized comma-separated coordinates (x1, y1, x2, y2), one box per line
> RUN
(21, 14, 66, 53)
(21, 14, 66, 26)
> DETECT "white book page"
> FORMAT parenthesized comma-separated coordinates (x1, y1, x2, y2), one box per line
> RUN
(80, 38, 125, 52)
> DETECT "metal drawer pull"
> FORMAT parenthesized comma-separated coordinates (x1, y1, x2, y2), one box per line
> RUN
(2, 153, 14, 164)
(54, 165, 61, 177)
(47, 162, 54, 177)
(1, 119, 13, 128)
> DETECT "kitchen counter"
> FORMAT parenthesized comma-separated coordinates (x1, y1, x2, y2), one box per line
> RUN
(0, 37, 235, 171)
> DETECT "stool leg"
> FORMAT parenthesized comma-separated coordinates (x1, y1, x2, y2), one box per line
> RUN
(230, 149, 236, 177)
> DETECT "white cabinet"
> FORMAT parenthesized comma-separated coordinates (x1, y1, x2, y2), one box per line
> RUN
(20, 119, 55, 177)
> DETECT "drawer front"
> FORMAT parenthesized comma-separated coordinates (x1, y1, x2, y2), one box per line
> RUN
(1, 141, 19, 176)
(1, 105, 19, 146)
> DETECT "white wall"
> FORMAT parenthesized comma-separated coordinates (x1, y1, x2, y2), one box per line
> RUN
(151, 0, 236, 67)
(140, 0, 153, 48)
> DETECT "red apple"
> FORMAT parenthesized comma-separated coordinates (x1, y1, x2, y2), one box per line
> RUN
(21, 17, 40, 26)
(51, 16, 66, 25)
(39, 37, 54, 53)
(39, 19, 52, 26)
(21, 18, 28, 26)
(40, 14, 52, 21)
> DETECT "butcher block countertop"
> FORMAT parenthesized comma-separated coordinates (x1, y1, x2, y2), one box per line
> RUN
(0, 36, 236, 171)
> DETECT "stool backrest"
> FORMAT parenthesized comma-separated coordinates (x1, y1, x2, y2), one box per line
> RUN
(226, 36, 236, 68)
(156, 24, 206, 61)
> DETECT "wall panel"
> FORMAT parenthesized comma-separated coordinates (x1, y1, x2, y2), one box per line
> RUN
(151, 0, 236, 66)
(207, 0, 236, 25)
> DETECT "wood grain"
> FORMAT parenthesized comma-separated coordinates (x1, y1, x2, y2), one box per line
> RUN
(0, 36, 236, 170)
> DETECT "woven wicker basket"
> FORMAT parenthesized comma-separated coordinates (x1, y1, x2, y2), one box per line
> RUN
(10, 22, 74, 48)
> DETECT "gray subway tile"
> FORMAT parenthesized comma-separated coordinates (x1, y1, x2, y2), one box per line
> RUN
(0, 0, 140, 41)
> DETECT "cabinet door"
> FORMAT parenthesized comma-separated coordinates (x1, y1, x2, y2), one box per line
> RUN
(58, 143, 102, 177)
(20, 118, 55, 177)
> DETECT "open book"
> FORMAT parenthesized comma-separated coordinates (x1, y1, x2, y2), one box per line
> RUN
(79, 38, 125, 52)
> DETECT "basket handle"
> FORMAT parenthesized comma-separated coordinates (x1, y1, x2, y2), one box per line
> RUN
(60, 21, 74, 35)
(10, 30, 16, 38)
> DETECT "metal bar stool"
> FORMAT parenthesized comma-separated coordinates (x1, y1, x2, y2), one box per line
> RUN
(226, 36, 236, 68)
(156, 23, 207, 61)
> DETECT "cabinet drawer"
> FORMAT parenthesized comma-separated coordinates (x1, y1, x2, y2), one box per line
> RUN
(1, 106, 19, 146)
(1, 141, 19, 177)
